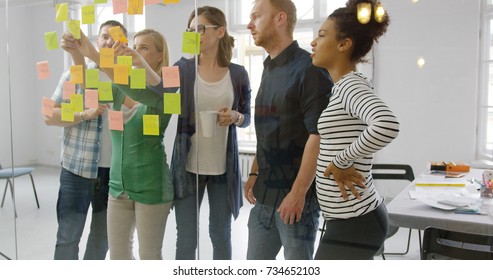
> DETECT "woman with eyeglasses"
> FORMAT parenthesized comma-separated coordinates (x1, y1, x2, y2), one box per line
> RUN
(167, 6, 251, 260)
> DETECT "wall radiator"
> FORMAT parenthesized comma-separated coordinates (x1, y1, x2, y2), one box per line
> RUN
(239, 152, 255, 183)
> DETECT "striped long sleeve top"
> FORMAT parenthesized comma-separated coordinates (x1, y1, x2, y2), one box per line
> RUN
(316, 71, 400, 220)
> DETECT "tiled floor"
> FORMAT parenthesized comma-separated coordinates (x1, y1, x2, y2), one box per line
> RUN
(0, 165, 421, 260)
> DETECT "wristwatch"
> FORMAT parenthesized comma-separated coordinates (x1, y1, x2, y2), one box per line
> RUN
(234, 113, 243, 126)
(79, 112, 85, 121)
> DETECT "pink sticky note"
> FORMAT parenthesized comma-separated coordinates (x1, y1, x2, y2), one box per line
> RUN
(63, 81, 75, 100)
(113, 0, 127, 14)
(85, 89, 99, 109)
(108, 110, 124, 131)
(162, 66, 180, 88)
(145, 0, 161, 4)
(41, 96, 56, 117)
(36, 61, 50, 80)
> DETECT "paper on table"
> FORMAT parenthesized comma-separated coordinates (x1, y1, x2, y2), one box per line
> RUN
(414, 174, 467, 187)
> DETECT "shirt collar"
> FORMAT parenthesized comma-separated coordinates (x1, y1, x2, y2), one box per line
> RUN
(263, 41, 300, 68)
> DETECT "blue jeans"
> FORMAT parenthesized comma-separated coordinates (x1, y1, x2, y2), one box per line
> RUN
(174, 172, 232, 260)
(54, 168, 109, 260)
(247, 202, 320, 260)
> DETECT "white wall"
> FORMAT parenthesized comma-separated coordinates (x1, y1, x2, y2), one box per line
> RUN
(0, 0, 482, 176)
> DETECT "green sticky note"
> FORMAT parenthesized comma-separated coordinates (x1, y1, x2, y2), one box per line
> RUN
(182, 32, 200, 55)
(164, 93, 181, 114)
(98, 81, 113, 102)
(82, 5, 95, 25)
(55, 3, 68, 22)
(44, 31, 59, 50)
(95, 0, 108, 4)
(67, 20, 81, 39)
(85, 69, 99, 89)
(70, 94, 84, 113)
(117, 56, 132, 71)
(61, 103, 74, 122)
(130, 68, 146, 89)
(143, 114, 160, 136)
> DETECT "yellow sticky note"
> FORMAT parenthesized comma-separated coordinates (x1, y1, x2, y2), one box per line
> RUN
(36, 61, 50, 80)
(182, 32, 200, 55)
(113, 64, 129, 85)
(44, 31, 59, 50)
(70, 94, 84, 113)
(61, 103, 75, 122)
(42, 96, 56, 117)
(85, 69, 99, 88)
(70, 65, 84, 84)
(95, 0, 108, 4)
(108, 26, 128, 44)
(113, 0, 127, 14)
(63, 81, 75, 100)
(130, 68, 146, 89)
(109, 110, 124, 131)
(164, 93, 181, 114)
(84, 89, 99, 109)
(162, 66, 180, 88)
(100, 48, 115, 68)
(128, 0, 144, 15)
(82, 5, 95, 25)
(67, 20, 81, 39)
(143, 114, 160, 136)
(117, 56, 132, 71)
(98, 81, 113, 102)
(55, 3, 68, 22)
(163, 0, 180, 3)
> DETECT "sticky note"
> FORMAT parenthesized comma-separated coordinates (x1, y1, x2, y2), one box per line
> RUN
(182, 32, 200, 55)
(143, 114, 160, 136)
(145, 0, 162, 4)
(67, 20, 81, 39)
(36, 61, 50, 80)
(55, 3, 68, 22)
(63, 81, 76, 100)
(162, 66, 180, 88)
(95, 0, 108, 4)
(163, 0, 180, 3)
(85, 89, 99, 109)
(164, 93, 181, 114)
(44, 31, 59, 50)
(42, 96, 56, 117)
(61, 103, 75, 122)
(70, 94, 84, 113)
(117, 56, 132, 71)
(70, 65, 84, 84)
(100, 48, 115, 68)
(109, 110, 124, 131)
(113, 64, 129, 85)
(108, 26, 128, 44)
(128, 0, 144, 15)
(98, 81, 113, 102)
(85, 69, 99, 88)
(113, 0, 127, 15)
(130, 68, 146, 89)
(82, 5, 95, 25)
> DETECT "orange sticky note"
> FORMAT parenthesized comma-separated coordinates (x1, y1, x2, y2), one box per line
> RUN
(162, 66, 180, 88)
(70, 65, 84, 84)
(36, 61, 50, 80)
(128, 0, 144, 15)
(163, 93, 181, 114)
(85, 89, 99, 109)
(61, 103, 75, 122)
(113, 64, 129, 85)
(98, 81, 113, 102)
(100, 48, 115, 68)
(113, 0, 127, 15)
(143, 114, 160, 136)
(109, 110, 124, 131)
(108, 26, 128, 44)
(63, 81, 76, 100)
(163, 0, 180, 3)
(70, 94, 84, 113)
(67, 20, 81, 39)
(42, 96, 56, 117)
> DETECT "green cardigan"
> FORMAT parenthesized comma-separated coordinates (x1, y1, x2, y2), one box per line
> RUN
(108, 84, 173, 204)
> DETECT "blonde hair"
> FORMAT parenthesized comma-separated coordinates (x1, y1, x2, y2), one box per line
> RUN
(134, 29, 169, 75)
(266, 0, 297, 35)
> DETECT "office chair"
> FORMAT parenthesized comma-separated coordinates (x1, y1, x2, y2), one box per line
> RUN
(421, 227, 493, 260)
(0, 163, 40, 217)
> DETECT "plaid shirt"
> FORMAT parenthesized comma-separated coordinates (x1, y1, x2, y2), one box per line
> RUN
(51, 66, 104, 179)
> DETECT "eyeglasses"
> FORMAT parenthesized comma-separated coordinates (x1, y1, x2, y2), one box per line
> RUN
(186, 24, 219, 35)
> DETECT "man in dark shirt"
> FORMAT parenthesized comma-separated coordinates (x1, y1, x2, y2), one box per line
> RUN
(244, 0, 333, 260)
